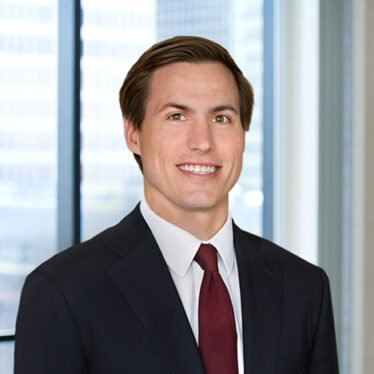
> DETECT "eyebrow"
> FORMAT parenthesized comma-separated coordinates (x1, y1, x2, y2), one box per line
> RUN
(209, 105, 239, 115)
(159, 102, 239, 115)
(159, 103, 192, 113)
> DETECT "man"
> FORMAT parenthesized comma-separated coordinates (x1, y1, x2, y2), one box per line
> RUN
(15, 36, 339, 373)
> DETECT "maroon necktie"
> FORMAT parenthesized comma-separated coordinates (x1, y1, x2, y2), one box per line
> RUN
(195, 244, 238, 374)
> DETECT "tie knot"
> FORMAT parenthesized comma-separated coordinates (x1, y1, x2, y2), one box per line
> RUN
(195, 244, 218, 272)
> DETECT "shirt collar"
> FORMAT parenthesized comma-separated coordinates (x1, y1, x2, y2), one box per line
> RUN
(140, 199, 234, 277)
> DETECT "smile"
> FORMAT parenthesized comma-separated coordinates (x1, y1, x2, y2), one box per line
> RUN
(178, 164, 218, 175)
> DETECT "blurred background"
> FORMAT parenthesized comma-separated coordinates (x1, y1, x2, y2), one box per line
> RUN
(0, 0, 373, 373)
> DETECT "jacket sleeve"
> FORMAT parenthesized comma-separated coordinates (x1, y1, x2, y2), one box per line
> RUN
(307, 269, 339, 373)
(14, 269, 88, 374)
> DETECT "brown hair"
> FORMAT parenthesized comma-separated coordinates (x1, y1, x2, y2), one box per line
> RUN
(119, 35, 254, 170)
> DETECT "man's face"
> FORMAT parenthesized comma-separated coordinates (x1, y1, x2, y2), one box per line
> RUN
(125, 61, 245, 219)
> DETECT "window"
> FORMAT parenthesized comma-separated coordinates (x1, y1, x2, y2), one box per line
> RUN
(81, 0, 264, 240)
(1, 0, 265, 371)
(0, 0, 58, 369)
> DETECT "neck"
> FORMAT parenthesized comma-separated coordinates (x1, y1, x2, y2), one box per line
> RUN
(145, 198, 229, 241)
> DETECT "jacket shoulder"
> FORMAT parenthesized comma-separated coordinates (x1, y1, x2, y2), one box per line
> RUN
(234, 224, 328, 280)
(26, 204, 148, 296)
(36, 225, 118, 278)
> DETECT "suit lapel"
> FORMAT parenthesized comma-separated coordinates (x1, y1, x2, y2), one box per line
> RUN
(234, 224, 283, 374)
(104, 206, 205, 374)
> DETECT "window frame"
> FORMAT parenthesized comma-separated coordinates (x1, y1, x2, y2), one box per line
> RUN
(1, 0, 273, 343)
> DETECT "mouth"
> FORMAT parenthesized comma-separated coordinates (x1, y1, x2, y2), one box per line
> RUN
(177, 164, 219, 175)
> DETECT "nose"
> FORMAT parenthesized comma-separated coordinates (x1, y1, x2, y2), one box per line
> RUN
(186, 118, 215, 153)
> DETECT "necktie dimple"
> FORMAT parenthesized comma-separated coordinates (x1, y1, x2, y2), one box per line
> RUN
(195, 243, 238, 374)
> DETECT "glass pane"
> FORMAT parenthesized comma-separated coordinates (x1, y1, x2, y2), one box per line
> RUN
(81, 0, 263, 239)
(0, 0, 58, 344)
(0, 341, 14, 374)
(81, 0, 156, 239)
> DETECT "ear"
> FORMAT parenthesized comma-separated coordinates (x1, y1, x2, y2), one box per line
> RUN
(123, 118, 141, 156)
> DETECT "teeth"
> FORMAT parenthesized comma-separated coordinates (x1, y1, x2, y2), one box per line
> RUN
(179, 165, 217, 174)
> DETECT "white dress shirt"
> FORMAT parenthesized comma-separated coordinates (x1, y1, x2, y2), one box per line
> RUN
(140, 199, 244, 373)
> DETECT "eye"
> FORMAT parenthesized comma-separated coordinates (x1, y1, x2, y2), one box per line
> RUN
(212, 114, 229, 124)
(168, 113, 185, 121)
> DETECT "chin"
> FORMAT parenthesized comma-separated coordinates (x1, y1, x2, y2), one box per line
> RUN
(177, 195, 223, 212)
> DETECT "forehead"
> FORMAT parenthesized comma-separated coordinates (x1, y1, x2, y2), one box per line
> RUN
(146, 62, 239, 111)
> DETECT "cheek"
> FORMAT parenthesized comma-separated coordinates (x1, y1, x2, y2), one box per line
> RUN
(220, 133, 245, 158)
(139, 135, 171, 171)
(138, 130, 158, 158)
(229, 137, 245, 174)
(235, 134, 246, 158)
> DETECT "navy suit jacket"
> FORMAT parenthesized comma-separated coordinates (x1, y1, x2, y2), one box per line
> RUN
(15, 204, 339, 373)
